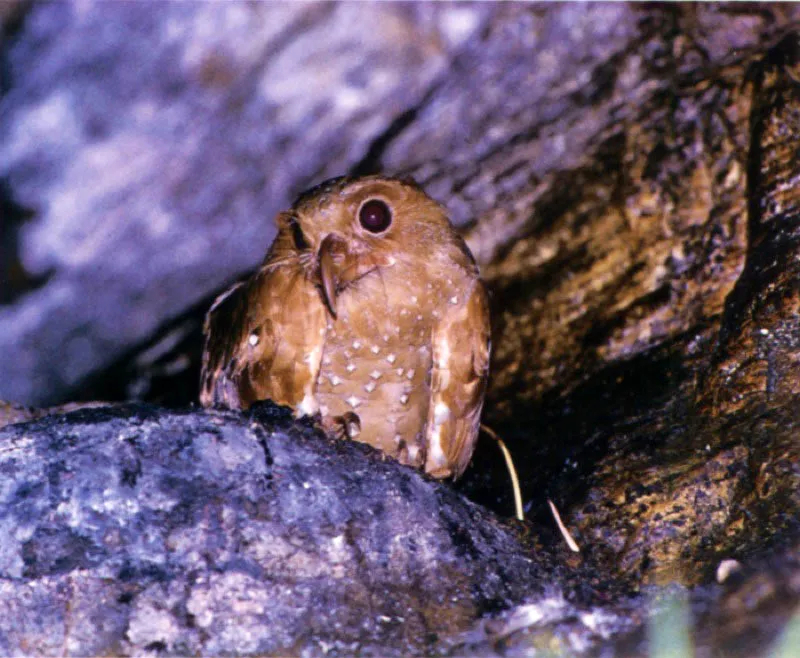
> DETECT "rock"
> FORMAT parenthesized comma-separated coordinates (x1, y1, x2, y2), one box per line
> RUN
(2, 3, 799, 655)
(700, 36, 800, 415)
(0, 2, 493, 405)
(0, 399, 109, 428)
(466, 539, 800, 657)
(0, 400, 36, 426)
(501, 33, 800, 587)
(0, 403, 797, 656)
(0, 403, 547, 656)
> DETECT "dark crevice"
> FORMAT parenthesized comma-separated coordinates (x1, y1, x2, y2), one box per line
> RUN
(458, 325, 707, 518)
(582, 282, 673, 350)
(713, 35, 798, 352)
(0, 180, 53, 305)
(68, 290, 217, 406)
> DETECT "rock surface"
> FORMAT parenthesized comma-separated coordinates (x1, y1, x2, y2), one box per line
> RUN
(0, 2, 492, 405)
(0, 404, 796, 657)
(2, 3, 799, 656)
(0, 402, 623, 657)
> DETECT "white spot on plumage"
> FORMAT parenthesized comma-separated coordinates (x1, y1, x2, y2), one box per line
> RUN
(386, 353, 396, 364)
(352, 340, 362, 349)
(298, 393, 318, 416)
(371, 345, 380, 354)
(400, 394, 409, 405)
(427, 424, 446, 468)
(449, 296, 459, 305)
(346, 363, 356, 373)
(411, 295, 418, 304)
(436, 337, 451, 368)
(383, 335, 389, 342)
(248, 333, 259, 346)
(323, 355, 331, 365)
(407, 444, 420, 462)
(406, 369, 415, 380)
(329, 374, 342, 386)
(396, 368, 404, 377)
(370, 370, 382, 380)
(346, 396, 361, 409)
(434, 402, 451, 424)
(393, 434, 403, 446)
(416, 314, 423, 321)
(364, 381, 376, 393)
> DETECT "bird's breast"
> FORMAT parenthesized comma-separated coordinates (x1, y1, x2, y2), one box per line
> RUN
(314, 281, 440, 467)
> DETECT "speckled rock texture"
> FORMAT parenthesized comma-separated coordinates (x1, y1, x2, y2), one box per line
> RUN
(0, 403, 796, 657)
(0, 403, 525, 656)
(0, 402, 621, 657)
(2, 3, 800, 656)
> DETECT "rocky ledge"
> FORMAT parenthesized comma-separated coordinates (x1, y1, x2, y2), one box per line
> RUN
(0, 403, 548, 656)
(1, 403, 797, 656)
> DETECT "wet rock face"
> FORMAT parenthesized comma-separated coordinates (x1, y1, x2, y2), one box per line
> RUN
(0, 403, 545, 656)
(528, 34, 800, 587)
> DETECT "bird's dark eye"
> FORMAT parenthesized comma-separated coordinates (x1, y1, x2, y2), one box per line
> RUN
(358, 199, 392, 233)
(289, 218, 309, 250)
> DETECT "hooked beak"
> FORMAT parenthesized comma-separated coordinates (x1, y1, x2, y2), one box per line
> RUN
(317, 232, 393, 320)
(318, 233, 342, 319)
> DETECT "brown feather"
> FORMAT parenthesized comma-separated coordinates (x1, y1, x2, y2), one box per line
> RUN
(199, 175, 491, 479)
(424, 279, 491, 479)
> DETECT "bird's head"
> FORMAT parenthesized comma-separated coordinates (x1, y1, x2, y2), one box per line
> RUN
(270, 175, 472, 319)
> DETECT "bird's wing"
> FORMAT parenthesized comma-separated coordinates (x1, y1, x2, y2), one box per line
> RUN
(200, 279, 249, 409)
(200, 264, 328, 413)
(424, 278, 491, 479)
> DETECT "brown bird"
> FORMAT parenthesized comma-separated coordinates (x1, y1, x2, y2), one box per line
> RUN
(200, 175, 490, 479)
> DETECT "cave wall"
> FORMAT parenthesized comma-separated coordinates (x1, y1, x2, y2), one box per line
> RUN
(1, 1, 799, 642)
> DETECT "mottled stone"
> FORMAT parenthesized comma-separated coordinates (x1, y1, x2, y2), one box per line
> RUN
(0, 403, 548, 656)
